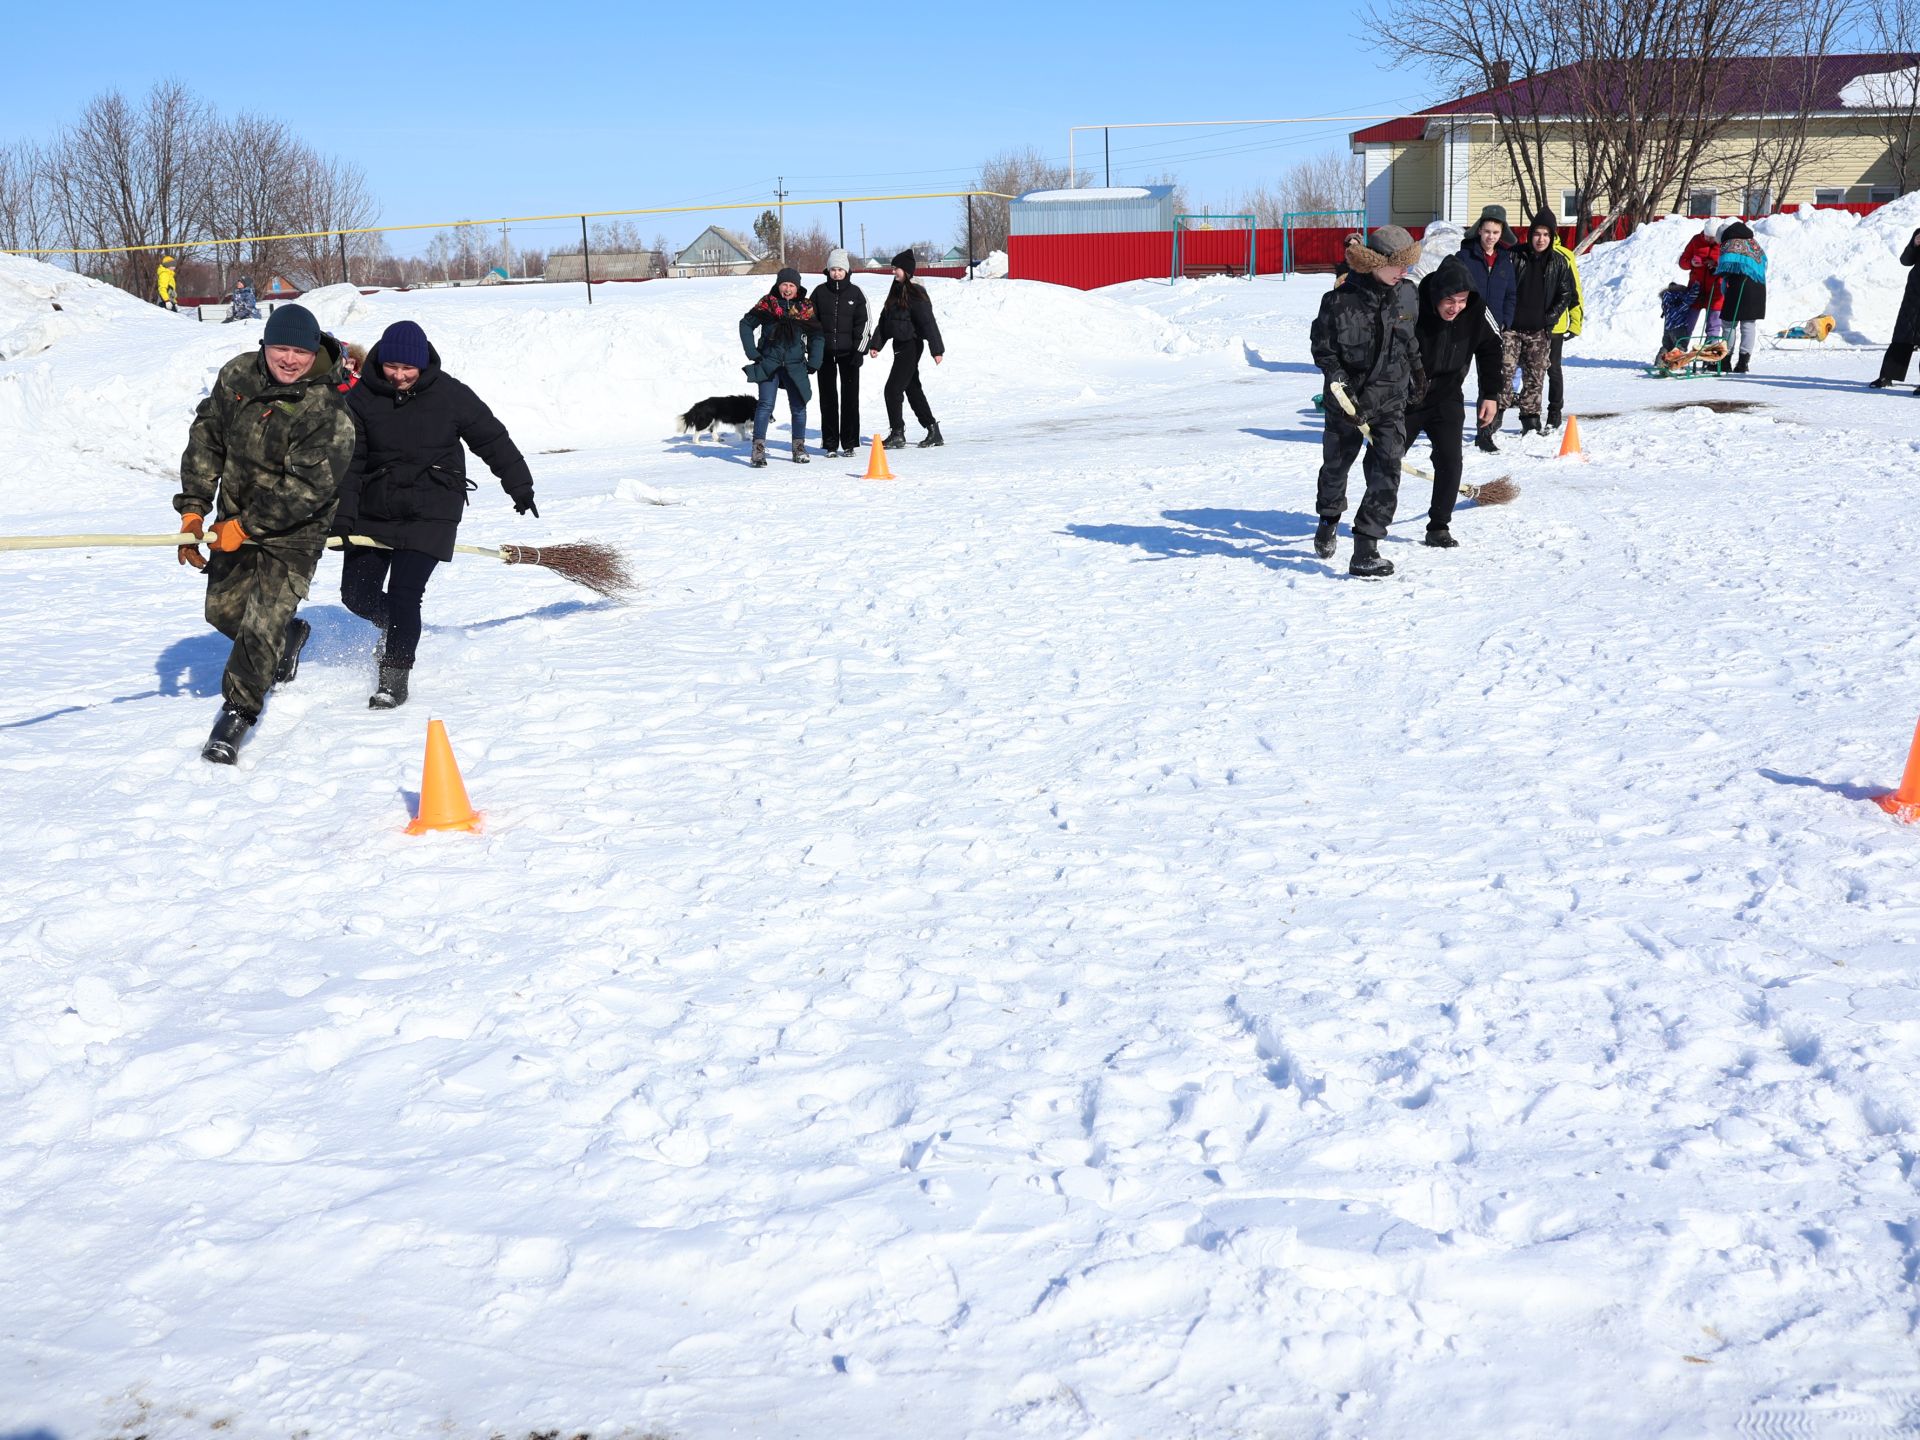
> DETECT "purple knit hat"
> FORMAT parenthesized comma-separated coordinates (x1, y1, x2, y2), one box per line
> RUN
(378, 319, 429, 368)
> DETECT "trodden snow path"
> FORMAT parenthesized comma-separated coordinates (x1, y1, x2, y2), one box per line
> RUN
(3, 263, 1920, 1439)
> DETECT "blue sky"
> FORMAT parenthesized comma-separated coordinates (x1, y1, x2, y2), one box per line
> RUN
(3, 2, 1442, 259)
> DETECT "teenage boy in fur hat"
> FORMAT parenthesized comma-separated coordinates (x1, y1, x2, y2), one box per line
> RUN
(1309, 226, 1424, 578)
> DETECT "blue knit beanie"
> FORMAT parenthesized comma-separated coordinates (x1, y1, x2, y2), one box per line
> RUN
(378, 319, 430, 369)
(260, 303, 322, 352)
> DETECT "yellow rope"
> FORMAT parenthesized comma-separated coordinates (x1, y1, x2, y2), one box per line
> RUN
(0, 191, 1020, 258)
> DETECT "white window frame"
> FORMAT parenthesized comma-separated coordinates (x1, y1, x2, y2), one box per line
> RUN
(1871, 186, 1898, 204)
(1561, 190, 1587, 221)
(1743, 187, 1772, 216)
(1687, 189, 1718, 218)
(1813, 187, 1847, 205)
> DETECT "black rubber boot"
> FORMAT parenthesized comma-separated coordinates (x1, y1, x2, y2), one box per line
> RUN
(1474, 426, 1500, 454)
(917, 421, 944, 448)
(791, 438, 810, 464)
(1313, 518, 1338, 560)
(1423, 526, 1460, 549)
(1519, 414, 1542, 437)
(368, 665, 410, 710)
(1871, 376, 1894, 389)
(1348, 534, 1394, 579)
(750, 438, 767, 468)
(201, 706, 255, 764)
(1733, 354, 1751, 374)
(274, 616, 311, 686)
(1546, 409, 1563, 429)
(882, 427, 907, 450)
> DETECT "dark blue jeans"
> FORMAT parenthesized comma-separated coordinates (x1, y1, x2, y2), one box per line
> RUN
(754, 372, 807, 442)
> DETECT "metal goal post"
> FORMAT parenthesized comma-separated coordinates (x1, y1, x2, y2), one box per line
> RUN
(1171, 213, 1256, 281)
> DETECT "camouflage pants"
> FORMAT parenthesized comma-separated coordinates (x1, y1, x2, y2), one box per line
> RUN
(1500, 328, 1552, 419)
(203, 541, 322, 717)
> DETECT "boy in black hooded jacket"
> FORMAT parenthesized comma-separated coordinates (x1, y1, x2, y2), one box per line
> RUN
(1407, 256, 1504, 547)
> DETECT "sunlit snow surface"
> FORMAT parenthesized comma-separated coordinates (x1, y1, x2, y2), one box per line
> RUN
(4, 228, 1920, 1438)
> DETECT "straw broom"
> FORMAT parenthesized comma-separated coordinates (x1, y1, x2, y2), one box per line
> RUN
(1327, 383, 1519, 506)
(0, 530, 636, 600)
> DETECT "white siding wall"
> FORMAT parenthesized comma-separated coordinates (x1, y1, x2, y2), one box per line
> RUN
(1364, 145, 1392, 228)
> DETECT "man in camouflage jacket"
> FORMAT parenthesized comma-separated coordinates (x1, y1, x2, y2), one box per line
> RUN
(174, 303, 356, 763)
(1309, 226, 1424, 578)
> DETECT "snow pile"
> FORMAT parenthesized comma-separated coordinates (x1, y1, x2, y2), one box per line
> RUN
(0, 265, 1195, 503)
(1577, 192, 1920, 358)
(1409, 221, 1463, 280)
(975, 248, 1009, 279)
(1020, 186, 1153, 202)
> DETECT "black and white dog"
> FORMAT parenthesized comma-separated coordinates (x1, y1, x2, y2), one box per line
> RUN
(675, 395, 759, 443)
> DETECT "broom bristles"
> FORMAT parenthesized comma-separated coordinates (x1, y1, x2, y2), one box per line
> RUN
(497, 541, 635, 599)
(1465, 476, 1520, 506)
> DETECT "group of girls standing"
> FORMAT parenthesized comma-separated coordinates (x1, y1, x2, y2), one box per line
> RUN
(738, 248, 947, 468)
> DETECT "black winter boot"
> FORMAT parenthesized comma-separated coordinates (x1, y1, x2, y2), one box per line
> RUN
(274, 616, 311, 685)
(1474, 425, 1500, 454)
(917, 421, 944, 448)
(1348, 534, 1394, 579)
(1423, 526, 1459, 548)
(1313, 518, 1338, 560)
(368, 665, 410, 710)
(1547, 408, 1563, 429)
(882, 427, 907, 450)
(201, 705, 255, 764)
(791, 437, 810, 464)
(1871, 376, 1895, 389)
(1733, 354, 1750, 374)
(1519, 413, 1542, 437)
(750, 438, 767, 468)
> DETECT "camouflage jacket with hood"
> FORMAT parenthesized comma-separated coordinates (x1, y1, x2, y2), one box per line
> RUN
(175, 334, 356, 548)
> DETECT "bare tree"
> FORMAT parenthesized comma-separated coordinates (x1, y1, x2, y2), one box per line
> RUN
(959, 146, 1091, 258)
(1860, 0, 1920, 194)
(280, 145, 377, 287)
(0, 142, 59, 253)
(1367, 0, 1845, 240)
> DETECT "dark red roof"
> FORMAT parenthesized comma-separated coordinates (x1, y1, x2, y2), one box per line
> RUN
(1351, 53, 1920, 145)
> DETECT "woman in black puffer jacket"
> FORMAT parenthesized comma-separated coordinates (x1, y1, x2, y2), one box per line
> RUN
(332, 319, 538, 709)
(866, 249, 946, 449)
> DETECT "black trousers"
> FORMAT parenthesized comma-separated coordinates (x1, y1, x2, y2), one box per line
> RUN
(1403, 395, 1467, 530)
(1316, 410, 1406, 540)
(884, 340, 935, 430)
(1548, 333, 1566, 416)
(817, 352, 863, 450)
(1881, 343, 1915, 384)
(341, 546, 440, 670)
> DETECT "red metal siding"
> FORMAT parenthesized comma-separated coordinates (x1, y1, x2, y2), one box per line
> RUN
(1008, 232, 1174, 289)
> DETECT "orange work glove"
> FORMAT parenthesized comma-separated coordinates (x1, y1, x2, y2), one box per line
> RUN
(177, 512, 207, 570)
(209, 518, 248, 553)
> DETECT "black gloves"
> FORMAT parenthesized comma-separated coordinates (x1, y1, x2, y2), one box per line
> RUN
(515, 495, 539, 518)
(329, 507, 358, 539)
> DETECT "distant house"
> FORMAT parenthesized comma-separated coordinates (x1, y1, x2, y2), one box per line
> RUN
(1350, 52, 1920, 231)
(940, 246, 970, 268)
(671, 227, 757, 278)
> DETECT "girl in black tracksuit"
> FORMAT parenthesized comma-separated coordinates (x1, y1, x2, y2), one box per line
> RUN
(812, 248, 870, 456)
(867, 248, 946, 449)
(333, 319, 537, 709)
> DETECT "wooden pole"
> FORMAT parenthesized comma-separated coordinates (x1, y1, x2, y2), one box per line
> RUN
(581, 216, 593, 304)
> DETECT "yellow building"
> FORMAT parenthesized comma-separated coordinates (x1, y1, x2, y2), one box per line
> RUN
(1350, 54, 1920, 231)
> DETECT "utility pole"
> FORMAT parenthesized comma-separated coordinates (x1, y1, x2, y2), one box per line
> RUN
(859, 222, 866, 263)
(776, 176, 788, 263)
(1105, 127, 1110, 187)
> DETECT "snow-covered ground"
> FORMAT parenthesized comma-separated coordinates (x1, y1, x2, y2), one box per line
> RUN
(5, 218, 1920, 1439)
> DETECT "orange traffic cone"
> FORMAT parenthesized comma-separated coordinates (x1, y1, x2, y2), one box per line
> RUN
(1558, 414, 1585, 461)
(861, 433, 895, 481)
(405, 718, 481, 834)
(1876, 715, 1920, 823)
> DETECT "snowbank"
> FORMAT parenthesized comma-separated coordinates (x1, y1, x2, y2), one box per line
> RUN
(1577, 193, 1920, 358)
